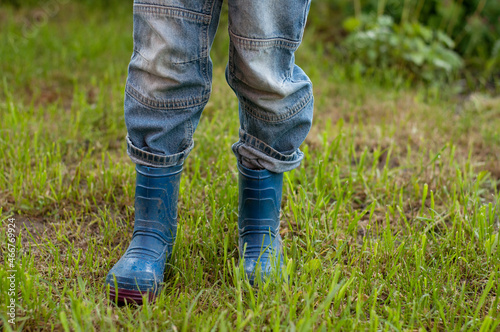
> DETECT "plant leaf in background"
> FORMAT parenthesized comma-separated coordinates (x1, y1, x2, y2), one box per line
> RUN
(343, 15, 464, 83)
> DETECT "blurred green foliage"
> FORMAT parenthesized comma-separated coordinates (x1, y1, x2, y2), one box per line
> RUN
(343, 15, 464, 82)
(310, 0, 499, 73)
(312, 0, 499, 88)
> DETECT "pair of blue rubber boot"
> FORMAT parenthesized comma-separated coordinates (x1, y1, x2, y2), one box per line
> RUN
(105, 163, 284, 304)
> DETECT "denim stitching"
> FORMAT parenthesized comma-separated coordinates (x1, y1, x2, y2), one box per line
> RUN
(239, 130, 298, 162)
(127, 135, 193, 166)
(199, 0, 212, 102)
(179, 118, 194, 152)
(134, 4, 211, 24)
(240, 91, 313, 123)
(203, 0, 215, 16)
(228, 39, 235, 78)
(126, 84, 210, 110)
(299, 0, 312, 42)
(228, 30, 300, 50)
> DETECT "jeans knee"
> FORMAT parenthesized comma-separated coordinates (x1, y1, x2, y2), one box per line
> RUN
(128, 2, 213, 107)
(226, 34, 313, 124)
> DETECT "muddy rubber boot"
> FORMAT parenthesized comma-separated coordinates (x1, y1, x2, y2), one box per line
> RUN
(105, 164, 182, 305)
(237, 163, 285, 285)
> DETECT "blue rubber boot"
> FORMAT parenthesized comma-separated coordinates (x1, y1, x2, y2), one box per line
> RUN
(106, 164, 182, 305)
(237, 163, 285, 285)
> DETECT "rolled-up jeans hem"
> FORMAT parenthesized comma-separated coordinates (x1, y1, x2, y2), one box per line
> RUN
(126, 135, 192, 167)
(232, 129, 303, 173)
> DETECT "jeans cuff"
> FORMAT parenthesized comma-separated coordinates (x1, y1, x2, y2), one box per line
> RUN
(232, 129, 304, 173)
(126, 135, 192, 167)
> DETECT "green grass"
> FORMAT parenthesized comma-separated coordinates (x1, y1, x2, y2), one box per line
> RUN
(1, 3, 500, 331)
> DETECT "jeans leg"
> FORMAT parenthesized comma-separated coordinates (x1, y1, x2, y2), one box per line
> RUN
(125, 0, 223, 167)
(226, 0, 314, 173)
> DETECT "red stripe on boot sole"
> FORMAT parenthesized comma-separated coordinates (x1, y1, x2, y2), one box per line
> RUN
(108, 287, 156, 306)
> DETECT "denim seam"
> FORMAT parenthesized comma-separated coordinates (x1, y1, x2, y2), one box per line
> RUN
(240, 91, 313, 123)
(180, 118, 194, 152)
(237, 130, 298, 162)
(126, 84, 210, 110)
(228, 39, 235, 78)
(200, 1, 211, 99)
(203, 0, 215, 16)
(228, 29, 300, 50)
(132, 49, 151, 65)
(133, 42, 208, 64)
(127, 135, 192, 166)
(299, 0, 311, 42)
(133, 4, 211, 24)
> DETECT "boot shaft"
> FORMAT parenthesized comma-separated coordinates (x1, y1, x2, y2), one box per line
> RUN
(134, 164, 183, 240)
(237, 164, 283, 234)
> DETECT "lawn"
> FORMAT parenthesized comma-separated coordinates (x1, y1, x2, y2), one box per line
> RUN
(1, 2, 499, 331)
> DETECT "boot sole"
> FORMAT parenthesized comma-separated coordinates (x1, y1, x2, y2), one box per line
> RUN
(109, 287, 156, 306)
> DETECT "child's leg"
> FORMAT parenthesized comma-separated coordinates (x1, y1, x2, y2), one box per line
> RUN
(125, 0, 223, 168)
(227, 0, 314, 173)
(106, 0, 223, 304)
(227, 0, 313, 284)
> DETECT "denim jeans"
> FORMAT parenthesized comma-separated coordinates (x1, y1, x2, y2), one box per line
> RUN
(124, 0, 314, 173)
